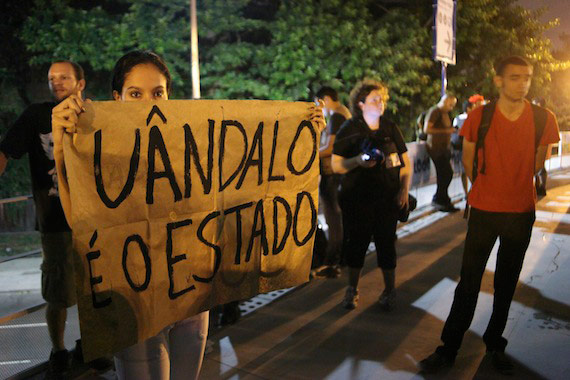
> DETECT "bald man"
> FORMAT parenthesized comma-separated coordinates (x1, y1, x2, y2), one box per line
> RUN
(424, 94, 458, 212)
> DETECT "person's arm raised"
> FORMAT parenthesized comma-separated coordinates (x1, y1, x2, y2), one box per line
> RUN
(310, 100, 326, 134)
(51, 93, 85, 225)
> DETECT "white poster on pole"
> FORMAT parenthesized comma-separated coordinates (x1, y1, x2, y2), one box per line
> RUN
(434, 0, 456, 65)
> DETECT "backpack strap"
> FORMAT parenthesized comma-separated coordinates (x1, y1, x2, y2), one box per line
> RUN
(531, 103, 547, 152)
(472, 101, 496, 182)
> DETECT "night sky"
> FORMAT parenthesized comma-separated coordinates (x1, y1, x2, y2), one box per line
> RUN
(518, 0, 570, 50)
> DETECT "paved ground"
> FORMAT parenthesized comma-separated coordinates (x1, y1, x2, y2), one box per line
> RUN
(198, 172, 570, 380)
(1, 170, 569, 379)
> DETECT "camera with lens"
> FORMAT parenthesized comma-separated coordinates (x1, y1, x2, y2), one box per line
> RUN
(360, 138, 385, 162)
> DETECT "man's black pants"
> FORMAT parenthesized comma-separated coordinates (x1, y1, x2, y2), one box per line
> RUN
(429, 150, 453, 205)
(437, 207, 535, 358)
(319, 174, 343, 266)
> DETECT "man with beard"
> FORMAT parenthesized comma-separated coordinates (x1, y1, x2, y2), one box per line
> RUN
(0, 61, 85, 377)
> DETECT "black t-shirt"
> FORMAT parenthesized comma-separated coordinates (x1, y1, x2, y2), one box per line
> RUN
(328, 113, 347, 136)
(321, 112, 349, 175)
(333, 116, 407, 205)
(426, 105, 452, 155)
(0, 102, 70, 233)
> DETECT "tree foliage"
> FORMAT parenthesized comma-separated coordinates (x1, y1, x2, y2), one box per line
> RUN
(550, 34, 570, 131)
(448, 0, 569, 102)
(16, 0, 569, 124)
(1, 0, 568, 197)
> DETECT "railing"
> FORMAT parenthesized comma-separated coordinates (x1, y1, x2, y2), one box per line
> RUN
(0, 195, 35, 232)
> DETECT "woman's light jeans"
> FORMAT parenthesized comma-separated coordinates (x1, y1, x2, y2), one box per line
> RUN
(114, 311, 209, 380)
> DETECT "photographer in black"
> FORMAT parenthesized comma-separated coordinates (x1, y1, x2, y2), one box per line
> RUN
(332, 79, 411, 311)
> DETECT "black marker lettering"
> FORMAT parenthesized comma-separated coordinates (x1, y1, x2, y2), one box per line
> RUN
(292, 191, 317, 246)
(194, 211, 222, 283)
(224, 202, 254, 264)
(86, 230, 111, 309)
(268, 120, 285, 181)
(166, 219, 195, 300)
(94, 129, 140, 208)
(246, 200, 268, 262)
(122, 234, 151, 292)
(147, 126, 182, 204)
(272, 196, 292, 255)
(287, 120, 317, 175)
(183, 121, 214, 197)
(236, 121, 263, 189)
(219, 120, 248, 192)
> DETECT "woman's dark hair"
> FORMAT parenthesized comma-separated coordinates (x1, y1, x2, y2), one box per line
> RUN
(111, 50, 172, 95)
(349, 78, 389, 118)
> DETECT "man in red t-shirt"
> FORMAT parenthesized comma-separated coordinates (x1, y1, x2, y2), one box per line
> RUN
(420, 56, 560, 375)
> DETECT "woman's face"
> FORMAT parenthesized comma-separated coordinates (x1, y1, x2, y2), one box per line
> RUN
(114, 63, 168, 101)
(359, 89, 385, 118)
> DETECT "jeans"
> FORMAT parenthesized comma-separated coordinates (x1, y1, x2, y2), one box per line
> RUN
(429, 149, 453, 205)
(437, 208, 535, 358)
(320, 174, 343, 266)
(114, 311, 209, 380)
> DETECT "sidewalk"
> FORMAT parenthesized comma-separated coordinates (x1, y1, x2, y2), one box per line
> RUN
(1, 170, 569, 379)
(200, 171, 570, 379)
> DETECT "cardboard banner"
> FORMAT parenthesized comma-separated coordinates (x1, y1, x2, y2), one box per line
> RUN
(64, 100, 319, 360)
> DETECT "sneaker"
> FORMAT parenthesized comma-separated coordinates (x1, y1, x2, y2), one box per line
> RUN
(418, 351, 454, 373)
(378, 289, 396, 311)
(432, 201, 458, 213)
(442, 204, 459, 212)
(88, 357, 114, 372)
(315, 265, 341, 278)
(431, 201, 446, 210)
(488, 350, 514, 375)
(220, 301, 242, 325)
(46, 349, 70, 379)
(71, 339, 113, 372)
(72, 339, 84, 364)
(342, 286, 359, 309)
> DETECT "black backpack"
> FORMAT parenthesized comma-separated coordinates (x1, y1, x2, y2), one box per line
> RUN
(416, 111, 427, 141)
(472, 101, 548, 182)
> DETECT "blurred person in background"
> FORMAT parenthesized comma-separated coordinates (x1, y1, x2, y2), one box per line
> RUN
(532, 97, 550, 196)
(452, 94, 485, 198)
(0, 61, 86, 378)
(314, 86, 351, 277)
(424, 94, 458, 212)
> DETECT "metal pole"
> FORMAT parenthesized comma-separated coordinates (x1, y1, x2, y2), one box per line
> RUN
(190, 0, 201, 99)
(441, 61, 447, 96)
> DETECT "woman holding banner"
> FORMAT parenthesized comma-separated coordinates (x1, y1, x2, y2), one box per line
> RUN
(331, 79, 411, 312)
(52, 50, 208, 380)
(52, 50, 325, 379)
